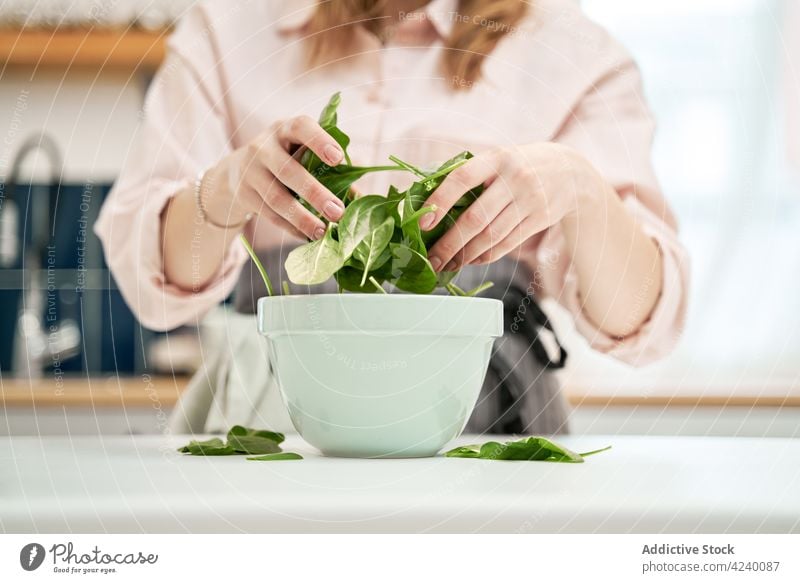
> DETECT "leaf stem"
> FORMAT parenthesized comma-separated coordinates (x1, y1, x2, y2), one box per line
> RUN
(421, 158, 469, 183)
(445, 282, 465, 297)
(465, 281, 494, 297)
(579, 445, 612, 458)
(348, 164, 406, 173)
(239, 233, 274, 297)
(282, 280, 290, 296)
(401, 204, 437, 227)
(388, 155, 428, 178)
(369, 276, 387, 294)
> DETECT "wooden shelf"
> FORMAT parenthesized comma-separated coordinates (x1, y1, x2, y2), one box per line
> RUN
(1, 376, 186, 408)
(2, 376, 799, 409)
(0, 28, 167, 72)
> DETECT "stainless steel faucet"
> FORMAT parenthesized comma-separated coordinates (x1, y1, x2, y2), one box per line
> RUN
(5, 133, 81, 378)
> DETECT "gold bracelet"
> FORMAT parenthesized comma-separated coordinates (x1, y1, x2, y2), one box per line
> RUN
(193, 171, 252, 230)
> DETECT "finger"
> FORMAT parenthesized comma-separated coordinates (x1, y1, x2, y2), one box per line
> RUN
(426, 182, 512, 271)
(453, 200, 530, 269)
(419, 154, 499, 232)
(262, 181, 327, 240)
(263, 148, 345, 221)
(263, 212, 307, 241)
(238, 185, 308, 241)
(471, 217, 538, 265)
(278, 115, 344, 167)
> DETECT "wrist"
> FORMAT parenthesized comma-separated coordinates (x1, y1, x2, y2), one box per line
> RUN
(559, 148, 608, 224)
(198, 162, 251, 229)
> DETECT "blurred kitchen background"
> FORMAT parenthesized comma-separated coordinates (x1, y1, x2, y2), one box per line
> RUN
(1, 0, 798, 437)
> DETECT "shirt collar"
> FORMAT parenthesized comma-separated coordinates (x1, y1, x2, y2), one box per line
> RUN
(276, 0, 458, 39)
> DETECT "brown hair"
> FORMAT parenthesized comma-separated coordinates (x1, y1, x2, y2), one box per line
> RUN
(305, 0, 529, 87)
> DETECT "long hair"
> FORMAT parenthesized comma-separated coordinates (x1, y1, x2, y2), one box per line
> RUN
(304, 0, 529, 88)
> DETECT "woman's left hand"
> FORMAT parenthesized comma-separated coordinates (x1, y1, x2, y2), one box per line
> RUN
(420, 143, 596, 271)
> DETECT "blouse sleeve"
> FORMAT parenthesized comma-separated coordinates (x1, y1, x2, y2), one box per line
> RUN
(93, 8, 247, 331)
(540, 59, 690, 366)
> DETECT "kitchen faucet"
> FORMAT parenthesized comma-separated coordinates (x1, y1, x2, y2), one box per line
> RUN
(4, 133, 81, 378)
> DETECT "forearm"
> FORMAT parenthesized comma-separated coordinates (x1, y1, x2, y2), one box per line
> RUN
(160, 173, 244, 291)
(560, 162, 663, 338)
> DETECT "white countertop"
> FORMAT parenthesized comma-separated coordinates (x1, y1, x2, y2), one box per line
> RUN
(2, 434, 798, 533)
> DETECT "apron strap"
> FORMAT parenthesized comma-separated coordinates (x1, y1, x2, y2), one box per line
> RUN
(492, 284, 568, 434)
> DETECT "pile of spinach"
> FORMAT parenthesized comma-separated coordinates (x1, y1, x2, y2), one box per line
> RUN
(445, 436, 611, 463)
(240, 92, 492, 296)
(177, 425, 303, 461)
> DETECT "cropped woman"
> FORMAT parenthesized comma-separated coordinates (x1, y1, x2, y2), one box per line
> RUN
(96, 0, 688, 435)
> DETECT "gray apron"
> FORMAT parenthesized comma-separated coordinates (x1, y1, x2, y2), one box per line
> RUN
(233, 248, 571, 435)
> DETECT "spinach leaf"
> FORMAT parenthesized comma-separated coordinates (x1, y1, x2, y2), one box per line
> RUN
(283, 93, 495, 295)
(338, 195, 394, 258)
(285, 224, 345, 285)
(389, 243, 438, 294)
(177, 426, 289, 458)
(301, 92, 351, 173)
(444, 436, 611, 463)
(226, 425, 285, 455)
(335, 265, 383, 293)
(353, 217, 395, 285)
(316, 164, 402, 203)
(299, 93, 400, 202)
(246, 452, 304, 461)
(178, 438, 237, 456)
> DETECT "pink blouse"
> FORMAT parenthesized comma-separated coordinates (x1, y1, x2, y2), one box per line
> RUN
(95, 0, 689, 366)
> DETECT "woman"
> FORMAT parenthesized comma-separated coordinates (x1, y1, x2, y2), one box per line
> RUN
(95, 0, 688, 435)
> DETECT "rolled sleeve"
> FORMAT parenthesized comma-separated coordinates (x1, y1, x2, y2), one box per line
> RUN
(541, 51, 689, 365)
(555, 198, 689, 366)
(94, 6, 247, 331)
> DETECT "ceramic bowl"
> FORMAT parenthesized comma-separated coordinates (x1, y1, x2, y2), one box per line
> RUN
(258, 294, 503, 458)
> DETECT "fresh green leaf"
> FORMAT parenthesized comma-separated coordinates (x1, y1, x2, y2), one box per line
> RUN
(338, 195, 394, 258)
(227, 425, 286, 444)
(246, 452, 304, 461)
(353, 217, 395, 285)
(335, 265, 383, 293)
(317, 91, 342, 129)
(285, 93, 494, 296)
(226, 425, 285, 455)
(178, 438, 237, 456)
(443, 445, 481, 458)
(285, 224, 345, 285)
(389, 243, 438, 294)
(444, 436, 611, 463)
(316, 164, 401, 202)
(177, 426, 287, 458)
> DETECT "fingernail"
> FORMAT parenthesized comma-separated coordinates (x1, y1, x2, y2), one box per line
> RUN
(324, 145, 343, 165)
(313, 227, 326, 240)
(429, 256, 442, 271)
(323, 200, 344, 220)
(444, 261, 457, 272)
(419, 213, 435, 231)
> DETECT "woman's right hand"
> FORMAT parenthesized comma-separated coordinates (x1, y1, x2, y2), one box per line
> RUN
(201, 115, 346, 239)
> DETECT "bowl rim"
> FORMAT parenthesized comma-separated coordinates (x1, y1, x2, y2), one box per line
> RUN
(257, 293, 504, 337)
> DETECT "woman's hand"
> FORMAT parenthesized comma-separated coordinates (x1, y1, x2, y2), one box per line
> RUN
(421, 141, 664, 339)
(202, 115, 347, 239)
(420, 143, 594, 272)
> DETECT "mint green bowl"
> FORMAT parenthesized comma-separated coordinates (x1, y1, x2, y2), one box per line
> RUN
(258, 294, 503, 458)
